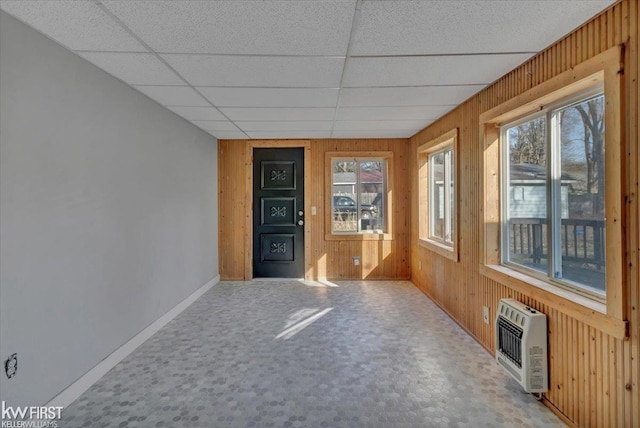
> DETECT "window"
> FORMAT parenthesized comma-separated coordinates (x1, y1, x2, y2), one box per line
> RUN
(429, 148, 455, 245)
(328, 154, 390, 236)
(417, 129, 458, 260)
(502, 92, 606, 298)
(480, 46, 626, 338)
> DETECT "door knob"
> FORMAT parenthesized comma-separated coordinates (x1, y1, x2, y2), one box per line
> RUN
(297, 220, 304, 226)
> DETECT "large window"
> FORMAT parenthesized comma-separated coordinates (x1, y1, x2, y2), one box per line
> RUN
(502, 92, 605, 298)
(480, 46, 626, 338)
(330, 157, 387, 234)
(418, 129, 458, 260)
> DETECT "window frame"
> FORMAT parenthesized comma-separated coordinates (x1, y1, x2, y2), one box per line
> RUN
(417, 129, 459, 261)
(325, 151, 393, 241)
(428, 147, 455, 245)
(500, 89, 606, 301)
(479, 46, 627, 339)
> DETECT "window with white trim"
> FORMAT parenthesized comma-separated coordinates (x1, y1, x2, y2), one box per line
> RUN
(501, 90, 606, 298)
(429, 147, 455, 245)
(417, 129, 458, 261)
(481, 47, 626, 336)
(330, 158, 387, 234)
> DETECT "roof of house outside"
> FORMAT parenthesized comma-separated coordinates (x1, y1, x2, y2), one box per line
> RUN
(430, 163, 575, 183)
(510, 163, 575, 182)
(333, 171, 383, 184)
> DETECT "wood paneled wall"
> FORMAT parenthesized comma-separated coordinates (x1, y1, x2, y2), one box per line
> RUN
(219, 138, 411, 281)
(409, 1, 638, 426)
(218, 140, 247, 280)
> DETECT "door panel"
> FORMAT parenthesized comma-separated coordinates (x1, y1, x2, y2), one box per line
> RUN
(260, 234, 295, 262)
(261, 197, 296, 226)
(253, 148, 304, 277)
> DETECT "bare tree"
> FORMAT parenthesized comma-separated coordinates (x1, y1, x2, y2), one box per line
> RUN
(509, 117, 546, 166)
(574, 98, 605, 215)
(333, 160, 382, 173)
(508, 96, 604, 216)
(333, 161, 355, 173)
(360, 161, 382, 172)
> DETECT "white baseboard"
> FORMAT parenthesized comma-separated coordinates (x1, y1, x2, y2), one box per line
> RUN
(46, 275, 220, 408)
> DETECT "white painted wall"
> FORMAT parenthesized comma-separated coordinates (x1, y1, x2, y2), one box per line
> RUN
(0, 11, 218, 407)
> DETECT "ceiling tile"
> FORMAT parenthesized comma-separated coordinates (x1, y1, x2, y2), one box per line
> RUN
(336, 106, 452, 121)
(236, 121, 333, 132)
(247, 131, 331, 139)
(332, 120, 428, 131)
(220, 108, 335, 122)
(191, 121, 240, 132)
(198, 88, 339, 108)
(4, 0, 616, 142)
(102, 0, 355, 55)
(134, 86, 210, 107)
(331, 130, 418, 139)
(208, 131, 248, 140)
(77, 52, 183, 85)
(340, 86, 485, 107)
(352, 0, 616, 55)
(167, 106, 227, 121)
(161, 55, 344, 88)
(344, 54, 533, 87)
(0, 0, 146, 51)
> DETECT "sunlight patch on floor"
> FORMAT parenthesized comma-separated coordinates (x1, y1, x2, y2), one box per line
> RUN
(276, 307, 334, 340)
(298, 279, 340, 287)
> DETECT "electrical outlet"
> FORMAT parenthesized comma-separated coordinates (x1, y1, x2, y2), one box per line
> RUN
(483, 306, 490, 324)
(418, 261, 422, 270)
(353, 256, 360, 266)
(5, 353, 17, 379)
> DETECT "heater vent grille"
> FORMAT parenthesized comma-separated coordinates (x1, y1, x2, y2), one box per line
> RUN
(497, 316, 523, 368)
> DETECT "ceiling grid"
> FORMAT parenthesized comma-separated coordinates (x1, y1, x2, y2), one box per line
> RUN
(0, 0, 617, 140)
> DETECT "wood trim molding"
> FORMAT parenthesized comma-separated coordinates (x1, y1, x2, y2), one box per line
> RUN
(416, 128, 459, 262)
(479, 45, 628, 336)
(480, 45, 623, 124)
(480, 264, 627, 339)
(324, 151, 394, 241)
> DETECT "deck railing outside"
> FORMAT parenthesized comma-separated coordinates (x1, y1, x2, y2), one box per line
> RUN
(509, 218, 605, 269)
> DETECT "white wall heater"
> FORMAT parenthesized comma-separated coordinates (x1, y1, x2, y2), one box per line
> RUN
(495, 298, 548, 393)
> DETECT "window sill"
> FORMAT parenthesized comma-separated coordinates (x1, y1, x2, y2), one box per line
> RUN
(418, 238, 458, 262)
(479, 263, 627, 339)
(325, 232, 392, 241)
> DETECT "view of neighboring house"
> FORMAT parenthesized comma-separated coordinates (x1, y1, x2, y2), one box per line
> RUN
(508, 163, 575, 219)
(332, 170, 384, 202)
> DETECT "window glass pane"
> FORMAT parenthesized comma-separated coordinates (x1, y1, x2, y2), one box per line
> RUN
(429, 152, 446, 240)
(360, 161, 384, 232)
(506, 117, 548, 274)
(332, 160, 357, 233)
(426, 147, 455, 247)
(558, 94, 605, 293)
(332, 159, 386, 234)
(448, 149, 455, 244)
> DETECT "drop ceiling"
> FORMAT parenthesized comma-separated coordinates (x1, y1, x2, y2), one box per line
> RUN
(0, 0, 616, 140)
